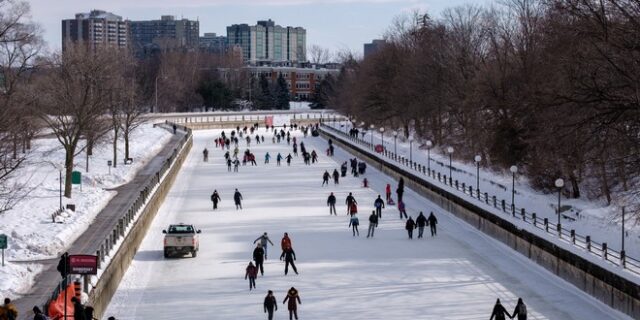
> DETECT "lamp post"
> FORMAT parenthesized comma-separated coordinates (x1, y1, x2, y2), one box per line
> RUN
(369, 124, 374, 146)
(446, 147, 454, 185)
(555, 178, 564, 227)
(409, 136, 414, 163)
(474, 155, 482, 195)
(393, 131, 398, 154)
(510, 165, 518, 211)
(622, 206, 626, 253)
(426, 140, 433, 173)
(379, 127, 385, 149)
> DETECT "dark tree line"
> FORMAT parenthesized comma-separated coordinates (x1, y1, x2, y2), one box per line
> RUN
(329, 0, 640, 222)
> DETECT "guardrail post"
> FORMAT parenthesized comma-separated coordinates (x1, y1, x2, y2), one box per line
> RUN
(603, 243, 608, 260)
(557, 223, 562, 238)
(437, 172, 441, 181)
(621, 250, 626, 268)
(501, 200, 506, 212)
(544, 218, 549, 232)
(485, 192, 489, 204)
(532, 213, 537, 226)
(119, 218, 124, 237)
(96, 250, 101, 269)
(493, 196, 497, 208)
(468, 186, 473, 196)
(455, 180, 459, 189)
(521, 208, 526, 221)
(586, 236, 591, 251)
(423, 167, 426, 174)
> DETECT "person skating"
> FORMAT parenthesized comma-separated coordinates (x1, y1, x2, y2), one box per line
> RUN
(227, 158, 232, 172)
(489, 299, 512, 320)
(202, 148, 209, 162)
(416, 212, 427, 238)
(322, 171, 330, 186)
(397, 177, 405, 203)
(280, 247, 298, 275)
(311, 150, 318, 163)
(398, 200, 408, 219)
(0, 298, 17, 320)
(345, 192, 357, 215)
(286, 154, 293, 166)
(32, 306, 47, 320)
(332, 169, 339, 184)
(511, 298, 527, 320)
(281, 232, 293, 253)
(210, 190, 221, 210)
(374, 195, 385, 218)
(349, 214, 360, 236)
(340, 162, 347, 177)
(367, 210, 378, 238)
(276, 153, 283, 166)
(428, 212, 438, 236)
(293, 143, 298, 156)
(254, 232, 275, 259)
(234, 189, 243, 210)
(265, 152, 271, 164)
(264, 290, 278, 320)
(253, 243, 265, 276)
(233, 158, 240, 172)
(405, 216, 416, 239)
(283, 287, 301, 320)
(245, 261, 258, 290)
(385, 183, 392, 202)
(327, 192, 337, 215)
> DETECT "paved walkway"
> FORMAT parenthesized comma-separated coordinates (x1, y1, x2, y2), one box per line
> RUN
(14, 128, 187, 318)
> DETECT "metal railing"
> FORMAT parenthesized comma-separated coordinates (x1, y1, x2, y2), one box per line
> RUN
(320, 122, 640, 276)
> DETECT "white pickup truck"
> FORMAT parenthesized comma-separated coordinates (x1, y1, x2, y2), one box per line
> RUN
(162, 223, 201, 258)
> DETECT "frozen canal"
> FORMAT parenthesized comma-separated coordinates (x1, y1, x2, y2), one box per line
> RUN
(105, 128, 630, 320)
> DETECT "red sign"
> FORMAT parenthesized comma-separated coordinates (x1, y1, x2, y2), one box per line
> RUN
(68, 254, 98, 275)
(265, 116, 273, 127)
(375, 145, 384, 153)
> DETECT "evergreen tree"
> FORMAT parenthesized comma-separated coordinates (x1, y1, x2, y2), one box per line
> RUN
(275, 74, 290, 109)
(255, 74, 273, 110)
(310, 74, 335, 109)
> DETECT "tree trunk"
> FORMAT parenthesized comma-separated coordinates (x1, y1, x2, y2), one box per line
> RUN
(599, 160, 611, 205)
(113, 128, 118, 168)
(124, 129, 130, 160)
(569, 171, 580, 199)
(64, 148, 74, 198)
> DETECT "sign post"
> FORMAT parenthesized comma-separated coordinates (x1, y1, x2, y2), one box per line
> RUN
(107, 160, 112, 174)
(72, 170, 81, 192)
(68, 254, 98, 275)
(0, 234, 7, 267)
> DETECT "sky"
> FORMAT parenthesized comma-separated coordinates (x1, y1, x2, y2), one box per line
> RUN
(27, 0, 493, 56)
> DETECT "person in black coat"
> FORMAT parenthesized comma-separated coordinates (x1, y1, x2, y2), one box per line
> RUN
(511, 298, 527, 320)
(264, 290, 278, 320)
(327, 192, 337, 215)
(416, 212, 428, 238)
(322, 171, 330, 186)
(340, 162, 347, 177)
(405, 216, 416, 239)
(345, 192, 357, 215)
(428, 212, 438, 236)
(71, 297, 86, 320)
(280, 247, 298, 275)
(373, 195, 385, 218)
(367, 210, 378, 238)
(332, 169, 339, 184)
(210, 190, 221, 210)
(489, 299, 511, 320)
(234, 189, 243, 210)
(253, 243, 265, 276)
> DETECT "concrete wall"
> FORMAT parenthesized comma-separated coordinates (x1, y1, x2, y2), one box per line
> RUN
(88, 136, 193, 319)
(180, 119, 320, 130)
(320, 128, 640, 319)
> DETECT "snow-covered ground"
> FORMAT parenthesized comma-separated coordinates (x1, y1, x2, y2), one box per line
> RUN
(105, 128, 630, 320)
(327, 122, 640, 270)
(0, 124, 172, 299)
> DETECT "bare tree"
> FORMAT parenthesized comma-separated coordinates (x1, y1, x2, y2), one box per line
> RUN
(308, 44, 331, 64)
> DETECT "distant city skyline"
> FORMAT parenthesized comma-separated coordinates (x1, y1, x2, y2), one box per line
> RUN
(28, 0, 493, 57)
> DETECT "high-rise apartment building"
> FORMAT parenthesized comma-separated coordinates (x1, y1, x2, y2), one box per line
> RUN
(129, 15, 199, 54)
(61, 10, 128, 51)
(227, 19, 306, 64)
(200, 33, 227, 54)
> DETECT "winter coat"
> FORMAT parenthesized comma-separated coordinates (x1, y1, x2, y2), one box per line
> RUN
(327, 195, 336, 205)
(385, 184, 391, 194)
(280, 248, 296, 262)
(405, 218, 416, 230)
(323, 172, 330, 180)
(283, 289, 301, 311)
(490, 303, 510, 320)
(211, 192, 221, 203)
(345, 195, 357, 205)
(234, 191, 243, 203)
(369, 214, 378, 225)
(264, 295, 277, 311)
(374, 198, 385, 209)
(349, 216, 359, 227)
(512, 303, 527, 320)
(253, 247, 265, 262)
(428, 213, 438, 225)
(281, 236, 292, 250)
(416, 214, 428, 227)
(254, 235, 274, 247)
(398, 201, 405, 211)
(246, 264, 258, 278)
(0, 303, 18, 320)
(73, 301, 86, 320)
(332, 170, 339, 179)
(349, 203, 358, 214)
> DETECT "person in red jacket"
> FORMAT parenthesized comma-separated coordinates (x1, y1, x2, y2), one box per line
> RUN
(245, 261, 258, 290)
(281, 232, 292, 251)
(283, 287, 302, 320)
(385, 183, 392, 202)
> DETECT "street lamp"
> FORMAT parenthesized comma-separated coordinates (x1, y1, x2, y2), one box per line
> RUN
(409, 136, 414, 163)
(369, 124, 374, 146)
(555, 178, 564, 227)
(446, 146, 454, 185)
(474, 155, 482, 196)
(379, 127, 385, 149)
(426, 140, 433, 173)
(510, 165, 518, 211)
(393, 131, 398, 154)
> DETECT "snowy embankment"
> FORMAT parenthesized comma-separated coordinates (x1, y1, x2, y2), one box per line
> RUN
(0, 124, 172, 299)
(326, 122, 640, 278)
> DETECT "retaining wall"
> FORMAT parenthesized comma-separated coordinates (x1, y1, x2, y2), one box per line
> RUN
(320, 128, 640, 319)
(87, 135, 193, 319)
